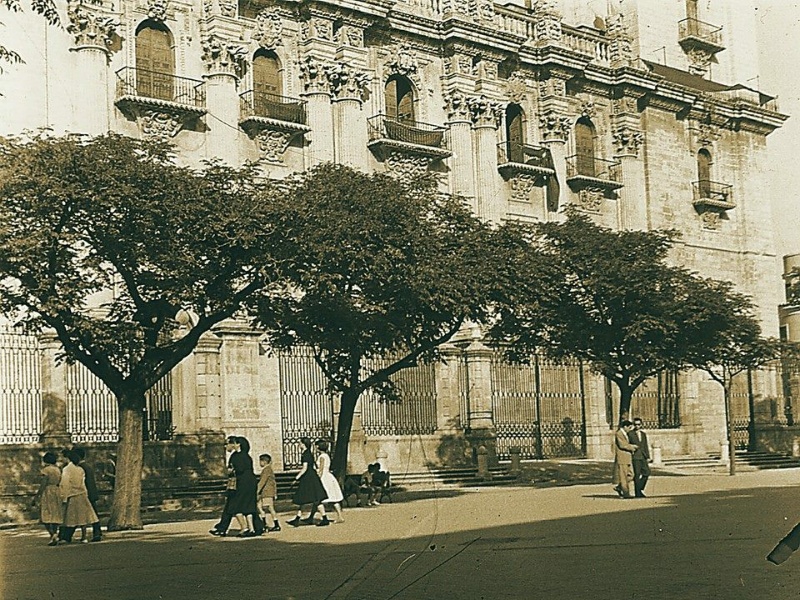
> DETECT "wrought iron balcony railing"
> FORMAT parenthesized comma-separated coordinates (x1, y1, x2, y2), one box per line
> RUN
(692, 180, 734, 207)
(367, 114, 448, 150)
(239, 90, 307, 125)
(678, 18, 723, 49)
(565, 154, 622, 184)
(497, 142, 553, 169)
(115, 67, 205, 108)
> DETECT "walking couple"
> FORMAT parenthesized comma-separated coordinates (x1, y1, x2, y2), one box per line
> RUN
(612, 418, 651, 499)
(287, 437, 344, 527)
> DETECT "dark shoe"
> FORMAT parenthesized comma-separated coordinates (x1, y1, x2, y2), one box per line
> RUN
(238, 530, 256, 538)
(268, 524, 281, 532)
(90, 536, 102, 542)
(316, 517, 331, 527)
(209, 529, 226, 537)
(47, 539, 58, 547)
(613, 485, 624, 498)
(635, 492, 646, 498)
(286, 517, 301, 528)
(300, 517, 315, 525)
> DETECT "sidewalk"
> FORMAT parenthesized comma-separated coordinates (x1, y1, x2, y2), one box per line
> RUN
(2, 468, 799, 600)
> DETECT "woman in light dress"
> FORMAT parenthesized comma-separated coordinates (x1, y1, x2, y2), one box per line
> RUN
(315, 439, 344, 524)
(34, 451, 62, 546)
(59, 449, 99, 544)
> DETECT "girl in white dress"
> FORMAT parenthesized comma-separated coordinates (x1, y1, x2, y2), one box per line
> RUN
(315, 440, 344, 524)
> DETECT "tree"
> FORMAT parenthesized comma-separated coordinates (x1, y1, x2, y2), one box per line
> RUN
(491, 210, 723, 423)
(251, 163, 514, 477)
(682, 279, 782, 475)
(0, 133, 280, 528)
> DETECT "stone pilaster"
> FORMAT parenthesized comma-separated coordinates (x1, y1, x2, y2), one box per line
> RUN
(327, 61, 370, 169)
(38, 332, 72, 446)
(538, 109, 571, 212)
(299, 56, 334, 165)
(606, 13, 634, 69)
(444, 90, 476, 205)
(192, 331, 223, 432)
(202, 34, 246, 164)
(612, 115, 646, 230)
(464, 337, 498, 466)
(468, 95, 503, 223)
(67, 0, 117, 136)
(531, 0, 562, 45)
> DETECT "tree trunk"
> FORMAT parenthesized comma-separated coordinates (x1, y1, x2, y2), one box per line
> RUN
(331, 389, 359, 478)
(724, 381, 736, 476)
(107, 398, 145, 530)
(617, 381, 633, 424)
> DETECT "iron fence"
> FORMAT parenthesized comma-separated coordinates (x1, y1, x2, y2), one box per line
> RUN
(0, 327, 42, 444)
(115, 67, 206, 107)
(692, 180, 733, 204)
(629, 371, 681, 429)
(239, 90, 307, 124)
(565, 154, 622, 183)
(678, 18, 723, 47)
(729, 370, 753, 450)
(497, 141, 553, 168)
(367, 114, 448, 149)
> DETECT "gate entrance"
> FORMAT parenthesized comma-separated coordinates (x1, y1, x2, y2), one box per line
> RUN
(729, 370, 754, 451)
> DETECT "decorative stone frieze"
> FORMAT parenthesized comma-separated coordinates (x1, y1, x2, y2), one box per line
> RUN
(506, 72, 529, 104)
(254, 9, 283, 50)
(440, 0, 470, 17)
(338, 24, 364, 48)
(612, 127, 644, 157)
(532, 0, 562, 44)
(467, 95, 503, 128)
(538, 111, 571, 142)
(690, 120, 721, 149)
(613, 96, 638, 115)
(385, 43, 418, 80)
(508, 173, 538, 201)
(140, 110, 183, 140)
(384, 152, 430, 180)
(146, 0, 168, 22)
(256, 129, 296, 163)
(66, 1, 118, 50)
(577, 187, 604, 213)
(443, 90, 471, 122)
(298, 56, 330, 95)
(325, 62, 371, 102)
(700, 210, 721, 230)
(579, 100, 596, 120)
(201, 34, 247, 78)
(301, 17, 333, 41)
(685, 47, 714, 76)
(537, 77, 566, 99)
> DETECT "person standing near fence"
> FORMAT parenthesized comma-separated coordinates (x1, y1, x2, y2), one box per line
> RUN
(59, 449, 99, 544)
(612, 420, 637, 499)
(627, 418, 651, 498)
(257, 453, 280, 532)
(227, 436, 259, 537)
(315, 440, 344, 525)
(33, 452, 62, 546)
(75, 447, 102, 541)
(210, 436, 238, 537)
(287, 437, 327, 527)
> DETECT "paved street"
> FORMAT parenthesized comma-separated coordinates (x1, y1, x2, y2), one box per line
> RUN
(2, 468, 800, 600)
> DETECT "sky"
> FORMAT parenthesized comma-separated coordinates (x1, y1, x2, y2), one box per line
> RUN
(755, 0, 800, 260)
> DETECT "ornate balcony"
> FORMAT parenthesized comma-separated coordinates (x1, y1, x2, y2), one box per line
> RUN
(678, 18, 725, 54)
(497, 142, 555, 178)
(692, 180, 734, 210)
(565, 154, 623, 191)
(238, 91, 310, 163)
(115, 67, 206, 139)
(367, 115, 451, 160)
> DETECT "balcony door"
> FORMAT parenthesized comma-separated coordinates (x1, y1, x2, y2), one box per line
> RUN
(385, 75, 415, 122)
(253, 50, 282, 118)
(505, 103, 525, 163)
(575, 117, 596, 177)
(135, 21, 174, 101)
(697, 149, 712, 197)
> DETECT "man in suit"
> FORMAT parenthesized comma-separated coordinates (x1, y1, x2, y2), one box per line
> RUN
(612, 420, 637, 499)
(628, 417, 651, 498)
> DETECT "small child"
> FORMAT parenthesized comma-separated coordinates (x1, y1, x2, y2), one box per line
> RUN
(257, 454, 280, 532)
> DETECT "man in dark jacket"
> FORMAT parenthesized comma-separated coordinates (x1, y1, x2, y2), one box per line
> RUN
(76, 447, 102, 541)
(628, 417, 651, 498)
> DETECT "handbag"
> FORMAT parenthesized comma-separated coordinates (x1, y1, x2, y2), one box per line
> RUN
(225, 468, 237, 492)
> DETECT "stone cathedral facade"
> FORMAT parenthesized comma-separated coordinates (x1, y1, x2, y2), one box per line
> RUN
(0, 0, 792, 472)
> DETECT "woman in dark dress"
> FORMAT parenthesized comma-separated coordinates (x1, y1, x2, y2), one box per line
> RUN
(228, 436, 259, 537)
(287, 437, 327, 527)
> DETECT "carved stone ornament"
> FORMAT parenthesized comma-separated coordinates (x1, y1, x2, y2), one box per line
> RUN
(254, 9, 283, 50)
(613, 96, 638, 115)
(441, 0, 470, 16)
(612, 127, 644, 157)
(384, 152, 429, 180)
(470, 0, 494, 21)
(700, 210, 721, 230)
(685, 47, 714, 76)
(532, 0, 562, 44)
(467, 95, 503, 128)
(506, 72, 528, 103)
(325, 62, 371, 101)
(256, 129, 295, 163)
(539, 112, 571, 142)
(509, 173, 537, 201)
(218, 0, 235, 17)
(578, 187, 604, 213)
(201, 35, 247, 78)
(533, 0, 560, 16)
(606, 14, 633, 66)
(302, 17, 332, 41)
(386, 43, 418, 79)
(66, 1, 118, 49)
(140, 110, 183, 140)
(444, 90, 471, 122)
(580, 100, 596, 120)
(146, 0, 168, 22)
(299, 56, 329, 94)
(342, 25, 364, 48)
(692, 121, 721, 148)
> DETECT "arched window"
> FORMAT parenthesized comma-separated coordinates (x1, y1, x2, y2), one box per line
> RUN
(697, 148, 712, 197)
(505, 103, 525, 163)
(252, 50, 282, 117)
(136, 20, 174, 101)
(575, 117, 596, 177)
(385, 75, 415, 122)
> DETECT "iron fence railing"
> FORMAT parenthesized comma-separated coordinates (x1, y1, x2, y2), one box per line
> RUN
(239, 90, 307, 125)
(497, 142, 553, 168)
(565, 154, 621, 183)
(678, 18, 723, 47)
(692, 180, 733, 203)
(367, 114, 448, 149)
(0, 327, 42, 444)
(629, 371, 681, 430)
(115, 67, 206, 107)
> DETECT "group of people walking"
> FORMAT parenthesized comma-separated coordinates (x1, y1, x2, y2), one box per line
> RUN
(33, 448, 102, 545)
(612, 417, 651, 499)
(209, 435, 345, 538)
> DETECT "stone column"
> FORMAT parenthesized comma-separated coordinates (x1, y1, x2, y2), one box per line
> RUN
(444, 90, 476, 205)
(539, 110, 571, 212)
(299, 56, 335, 165)
(464, 337, 498, 467)
(38, 332, 71, 446)
(327, 61, 370, 169)
(66, 3, 117, 135)
(612, 118, 647, 230)
(202, 35, 246, 165)
(468, 96, 504, 224)
(582, 371, 611, 460)
(191, 332, 223, 432)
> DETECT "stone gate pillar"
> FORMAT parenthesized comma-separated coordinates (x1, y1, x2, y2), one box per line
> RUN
(464, 336, 498, 467)
(38, 332, 72, 446)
